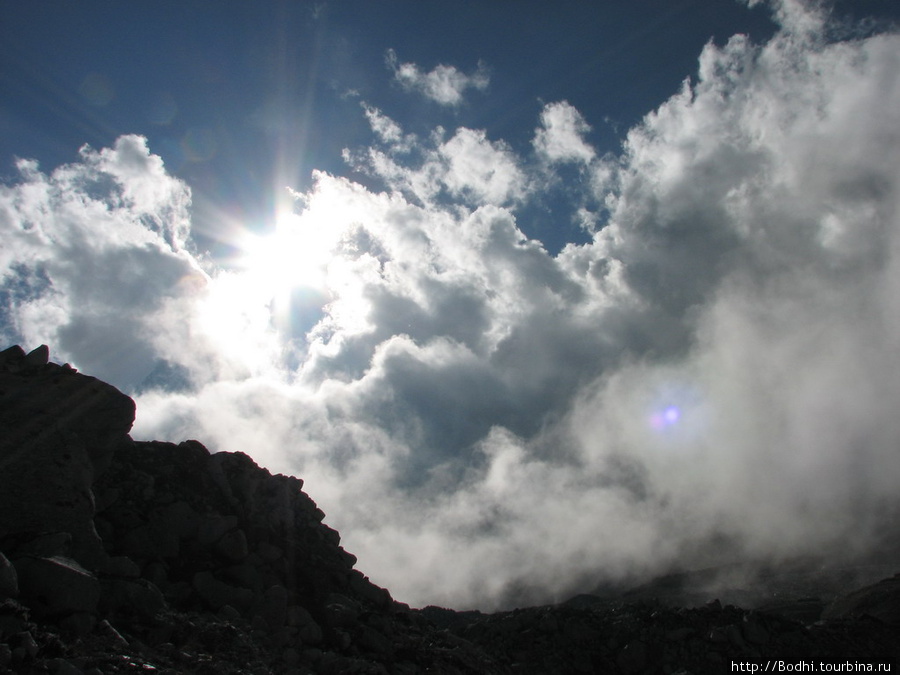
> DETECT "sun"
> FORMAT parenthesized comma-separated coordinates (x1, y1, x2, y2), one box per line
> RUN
(239, 209, 335, 296)
(193, 204, 343, 363)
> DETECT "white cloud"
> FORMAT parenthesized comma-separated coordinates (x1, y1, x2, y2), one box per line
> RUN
(533, 100, 596, 165)
(386, 48, 489, 106)
(347, 122, 526, 208)
(5, 2, 900, 611)
(0, 136, 211, 387)
(362, 103, 416, 153)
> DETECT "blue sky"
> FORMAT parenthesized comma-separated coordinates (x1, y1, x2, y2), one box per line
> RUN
(3, 0, 900, 610)
(2, 1, 785, 253)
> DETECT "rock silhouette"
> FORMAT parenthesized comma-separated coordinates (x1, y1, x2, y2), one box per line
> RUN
(0, 344, 898, 673)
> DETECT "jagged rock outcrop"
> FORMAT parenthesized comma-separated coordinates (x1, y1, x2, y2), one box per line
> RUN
(0, 345, 134, 571)
(1, 344, 898, 674)
(0, 345, 506, 673)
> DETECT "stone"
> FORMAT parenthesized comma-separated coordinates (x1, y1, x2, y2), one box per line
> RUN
(707, 626, 729, 643)
(282, 647, 301, 667)
(142, 561, 169, 589)
(665, 627, 693, 641)
(14, 556, 100, 617)
(197, 514, 238, 546)
(258, 584, 288, 629)
(100, 577, 165, 618)
(152, 500, 200, 540)
(193, 571, 253, 612)
(216, 528, 249, 562)
(58, 611, 97, 637)
(0, 552, 18, 598)
(348, 570, 391, 609)
(122, 525, 172, 561)
(218, 604, 241, 621)
(220, 558, 265, 593)
(97, 619, 129, 648)
(16, 630, 39, 658)
(616, 640, 647, 674)
(46, 657, 83, 675)
(356, 625, 394, 656)
(742, 613, 770, 645)
(0, 345, 25, 369)
(822, 575, 900, 625)
(324, 604, 358, 630)
(16, 532, 73, 558)
(24, 345, 49, 367)
(258, 542, 283, 562)
(287, 605, 323, 645)
(0, 347, 135, 571)
(98, 555, 140, 578)
(0, 600, 29, 638)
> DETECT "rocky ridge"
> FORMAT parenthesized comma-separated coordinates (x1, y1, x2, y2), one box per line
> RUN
(0, 344, 898, 674)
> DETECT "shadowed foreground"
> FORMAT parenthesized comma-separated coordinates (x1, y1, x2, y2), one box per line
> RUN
(1, 345, 897, 674)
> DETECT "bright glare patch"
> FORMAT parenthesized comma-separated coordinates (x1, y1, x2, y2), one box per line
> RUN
(194, 270, 281, 372)
(650, 405, 681, 430)
(193, 205, 347, 368)
(240, 210, 335, 296)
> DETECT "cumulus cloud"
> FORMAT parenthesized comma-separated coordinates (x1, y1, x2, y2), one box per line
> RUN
(347, 108, 526, 207)
(386, 48, 489, 105)
(533, 100, 596, 165)
(4, 1, 900, 611)
(0, 136, 209, 387)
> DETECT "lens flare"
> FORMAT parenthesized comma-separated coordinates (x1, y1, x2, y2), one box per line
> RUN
(650, 405, 681, 430)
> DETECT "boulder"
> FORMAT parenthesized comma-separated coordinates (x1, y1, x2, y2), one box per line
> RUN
(286, 605, 323, 645)
(100, 577, 165, 618)
(192, 571, 254, 613)
(0, 552, 18, 599)
(822, 574, 900, 625)
(14, 556, 100, 617)
(197, 513, 238, 546)
(0, 345, 135, 571)
(257, 584, 288, 629)
(216, 528, 249, 562)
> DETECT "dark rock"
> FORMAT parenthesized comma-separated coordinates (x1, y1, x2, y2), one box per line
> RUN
(16, 630, 40, 658)
(0, 599, 29, 638)
(742, 612, 770, 644)
(24, 344, 49, 367)
(14, 555, 100, 617)
(100, 577, 165, 618)
(822, 574, 900, 624)
(349, 570, 392, 609)
(258, 584, 288, 629)
(15, 531, 73, 559)
(197, 513, 238, 547)
(0, 345, 26, 369)
(58, 611, 96, 637)
(46, 657, 83, 675)
(0, 552, 18, 598)
(287, 605, 324, 645)
(152, 500, 200, 541)
(192, 571, 254, 612)
(0, 346, 134, 572)
(98, 555, 140, 578)
(218, 604, 241, 621)
(96, 618, 128, 648)
(356, 624, 394, 656)
(215, 528, 249, 562)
